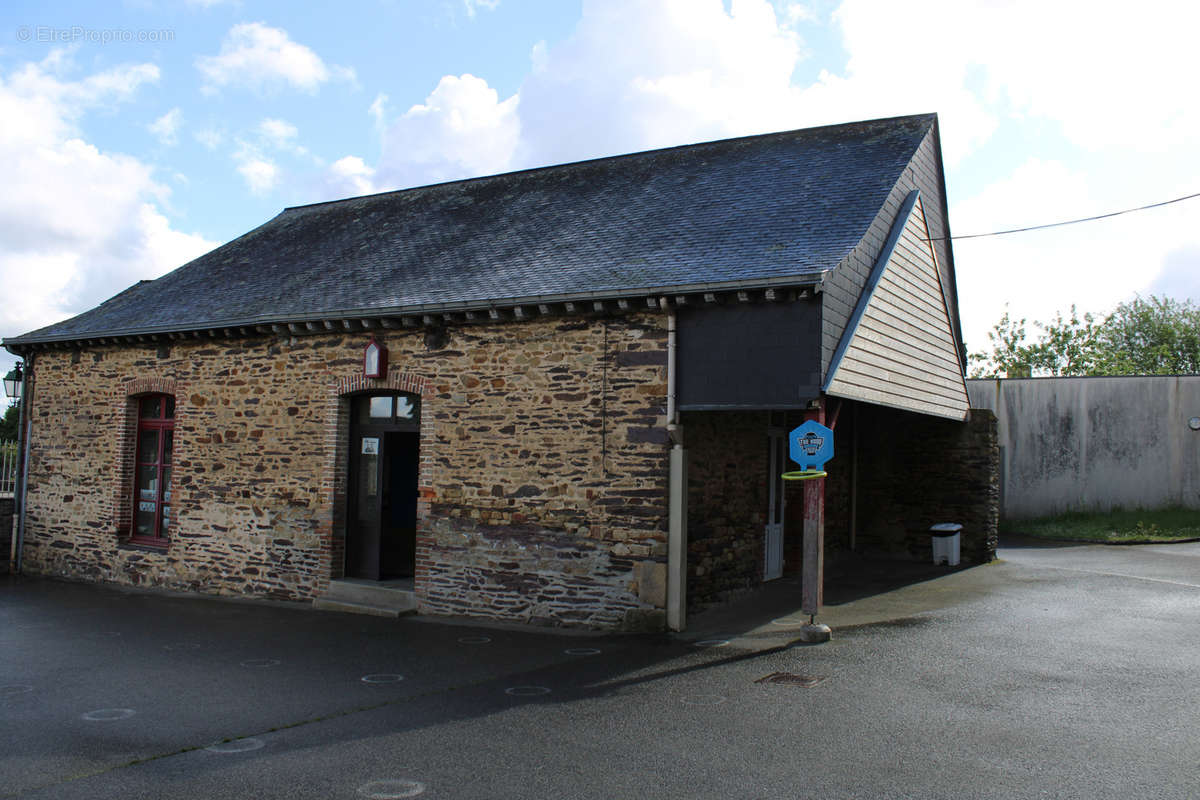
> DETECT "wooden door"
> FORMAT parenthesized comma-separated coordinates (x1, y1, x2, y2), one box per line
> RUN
(346, 393, 421, 581)
(347, 431, 384, 580)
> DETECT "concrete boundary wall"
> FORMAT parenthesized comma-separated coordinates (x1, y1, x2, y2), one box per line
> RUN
(966, 376, 1200, 519)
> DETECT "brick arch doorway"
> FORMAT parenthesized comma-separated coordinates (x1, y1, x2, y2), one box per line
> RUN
(346, 392, 421, 580)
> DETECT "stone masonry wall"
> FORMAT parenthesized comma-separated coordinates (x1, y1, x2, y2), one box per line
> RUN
(852, 404, 999, 563)
(682, 401, 997, 617)
(683, 411, 770, 612)
(0, 494, 12, 573)
(684, 409, 858, 611)
(18, 312, 670, 629)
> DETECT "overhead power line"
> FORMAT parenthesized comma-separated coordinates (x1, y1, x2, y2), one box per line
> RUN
(930, 190, 1200, 242)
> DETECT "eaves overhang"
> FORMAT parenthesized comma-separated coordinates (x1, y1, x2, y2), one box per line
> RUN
(3, 271, 828, 354)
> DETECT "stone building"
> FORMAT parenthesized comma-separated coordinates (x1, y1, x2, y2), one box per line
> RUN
(4, 114, 997, 630)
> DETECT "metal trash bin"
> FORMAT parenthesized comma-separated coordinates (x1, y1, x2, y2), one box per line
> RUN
(930, 523, 962, 566)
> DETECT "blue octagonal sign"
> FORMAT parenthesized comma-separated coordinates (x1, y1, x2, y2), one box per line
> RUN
(789, 421, 834, 472)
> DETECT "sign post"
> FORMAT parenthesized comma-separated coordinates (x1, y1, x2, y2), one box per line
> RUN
(786, 404, 834, 643)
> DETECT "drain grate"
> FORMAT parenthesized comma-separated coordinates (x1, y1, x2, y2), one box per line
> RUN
(755, 671, 826, 688)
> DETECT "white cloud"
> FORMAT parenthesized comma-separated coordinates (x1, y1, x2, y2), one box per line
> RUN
(370, 0, 813, 189)
(313, 0, 1200, 349)
(476, 0, 1197, 172)
(462, 0, 501, 17)
(0, 54, 215, 340)
(1147, 247, 1200, 302)
(325, 155, 378, 198)
(375, 73, 519, 190)
(236, 155, 279, 194)
(778, 1, 817, 25)
(0, 51, 160, 151)
(258, 117, 299, 148)
(952, 160, 1200, 352)
(196, 22, 353, 94)
(514, 0, 810, 167)
(821, 0, 1200, 161)
(947, 1, 1200, 153)
(369, 92, 388, 133)
(149, 107, 182, 146)
(194, 127, 223, 150)
(230, 117, 319, 194)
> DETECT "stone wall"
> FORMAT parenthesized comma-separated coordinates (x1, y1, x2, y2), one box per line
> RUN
(0, 494, 12, 573)
(850, 403, 999, 563)
(18, 313, 671, 628)
(682, 411, 770, 611)
(682, 401, 998, 615)
(683, 408, 864, 611)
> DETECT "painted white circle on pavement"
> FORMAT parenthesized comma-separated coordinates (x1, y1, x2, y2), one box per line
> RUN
(505, 685, 551, 697)
(564, 647, 601, 656)
(361, 673, 405, 684)
(240, 658, 280, 668)
(357, 778, 427, 798)
(82, 708, 136, 721)
(205, 738, 265, 753)
(457, 636, 491, 644)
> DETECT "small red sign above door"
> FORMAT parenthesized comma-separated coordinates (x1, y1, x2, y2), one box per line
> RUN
(364, 337, 387, 379)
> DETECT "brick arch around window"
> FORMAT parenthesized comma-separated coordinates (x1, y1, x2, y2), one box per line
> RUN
(322, 370, 435, 585)
(112, 377, 181, 538)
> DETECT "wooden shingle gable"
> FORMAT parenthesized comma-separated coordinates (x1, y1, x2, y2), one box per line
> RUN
(822, 189, 969, 420)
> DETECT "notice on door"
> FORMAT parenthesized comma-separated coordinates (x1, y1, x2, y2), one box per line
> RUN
(361, 437, 379, 455)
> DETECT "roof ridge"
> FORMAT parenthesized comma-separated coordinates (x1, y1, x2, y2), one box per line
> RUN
(281, 112, 937, 213)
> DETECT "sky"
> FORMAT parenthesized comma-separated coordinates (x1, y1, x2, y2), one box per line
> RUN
(1, 0, 1198, 383)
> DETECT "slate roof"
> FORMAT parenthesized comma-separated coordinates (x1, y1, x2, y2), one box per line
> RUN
(7, 114, 937, 347)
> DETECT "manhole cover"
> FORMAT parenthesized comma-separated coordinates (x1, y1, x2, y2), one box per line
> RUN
(82, 708, 137, 721)
(755, 672, 826, 688)
(206, 737, 265, 753)
(361, 673, 405, 684)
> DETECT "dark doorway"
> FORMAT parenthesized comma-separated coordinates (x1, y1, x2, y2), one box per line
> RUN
(346, 393, 420, 580)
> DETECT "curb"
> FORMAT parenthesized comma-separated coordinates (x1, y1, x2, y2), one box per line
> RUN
(1009, 535, 1200, 547)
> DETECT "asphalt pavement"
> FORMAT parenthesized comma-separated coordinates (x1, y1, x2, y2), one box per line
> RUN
(2, 537, 1198, 799)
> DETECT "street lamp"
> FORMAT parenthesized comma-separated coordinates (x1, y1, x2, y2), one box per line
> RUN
(3, 363, 21, 402)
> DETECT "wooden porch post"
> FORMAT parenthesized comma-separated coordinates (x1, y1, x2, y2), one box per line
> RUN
(801, 400, 825, 617)
(798, 397, 832, 642)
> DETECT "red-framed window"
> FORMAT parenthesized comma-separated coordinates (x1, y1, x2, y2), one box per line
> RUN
(132, 394, 175, 545)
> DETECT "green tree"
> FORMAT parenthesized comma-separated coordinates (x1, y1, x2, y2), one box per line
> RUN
(1028, 305, 1101, 376)
(969, 307, 1036, 378)
(1092, 295, 1200, 375)
(969, 295, 1199, 377)
(0, 404, 17, 441)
